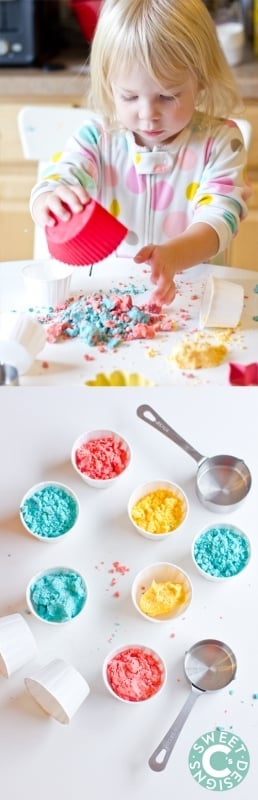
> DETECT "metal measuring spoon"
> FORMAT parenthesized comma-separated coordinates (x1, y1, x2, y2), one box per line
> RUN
(0, 364, 19, 386)
(149, 638, 237, 772)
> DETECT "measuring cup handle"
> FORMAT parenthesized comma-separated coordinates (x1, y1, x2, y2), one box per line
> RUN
(148, 690, 200, 772)
(137, 405, 203, 464)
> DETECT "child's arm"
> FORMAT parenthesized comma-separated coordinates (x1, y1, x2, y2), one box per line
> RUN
(136, 121, 250, 306)
(30, 113, 102, 227)
(135, 223, 219, 306)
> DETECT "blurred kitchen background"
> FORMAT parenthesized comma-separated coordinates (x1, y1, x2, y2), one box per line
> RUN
(0, 1, 257, 68)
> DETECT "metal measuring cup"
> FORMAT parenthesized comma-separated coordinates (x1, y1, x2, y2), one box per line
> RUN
(0, 364, 19, 386)
(137, 405, 251, 513)
(149, 638, 237, 772)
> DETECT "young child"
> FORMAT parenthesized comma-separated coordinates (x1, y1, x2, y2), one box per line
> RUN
(31, 0, 249, 305)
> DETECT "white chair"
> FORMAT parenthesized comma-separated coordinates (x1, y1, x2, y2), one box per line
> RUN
(230, 117, 252, 151)
(18, 105, 87, 258)
(18, 105, 88, 161)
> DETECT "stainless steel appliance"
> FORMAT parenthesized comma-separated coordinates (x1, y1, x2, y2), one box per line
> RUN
(0, 0, 60, 66)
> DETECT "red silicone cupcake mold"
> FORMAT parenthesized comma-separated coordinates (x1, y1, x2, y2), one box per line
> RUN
(45, 200, 128, 266)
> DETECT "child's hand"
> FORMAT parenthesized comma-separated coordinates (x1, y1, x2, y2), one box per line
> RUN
(32, 185, 91, 227)
(134, 243, 176, 306)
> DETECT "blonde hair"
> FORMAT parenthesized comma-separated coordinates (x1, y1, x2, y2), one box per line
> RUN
(87, 0, 243, 126)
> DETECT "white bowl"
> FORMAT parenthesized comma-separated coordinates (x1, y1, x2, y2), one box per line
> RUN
(192, 523, 251, 582)
(71, 428, 131, 488)
(199, 276, 244, 329)
(103, 643, 167, 703)
(20, 481, 80, 542)
(131, 562, 192, 623)
(26, 566, 88, 624)
(128, 480, 189, 541)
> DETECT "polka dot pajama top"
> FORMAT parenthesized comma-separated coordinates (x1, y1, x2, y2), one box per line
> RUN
(31, 110, 249, 258)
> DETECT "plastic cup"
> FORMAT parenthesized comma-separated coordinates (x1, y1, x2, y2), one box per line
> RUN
(0, 613, 37, 678)
(24, 658, 90, 723)
(22, 260, 73, 308)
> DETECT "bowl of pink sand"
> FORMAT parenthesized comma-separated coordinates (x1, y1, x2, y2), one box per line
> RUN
(71, 428, 132, 488)
(102, 643, 167, 703)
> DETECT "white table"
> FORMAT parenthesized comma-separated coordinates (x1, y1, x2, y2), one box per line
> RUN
(0, 258, 258, 385)
(0, 386, 257, 799)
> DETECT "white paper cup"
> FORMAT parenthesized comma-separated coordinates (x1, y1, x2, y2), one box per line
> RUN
(22, 260, 73, 308)
(0, 313, 46, 374)
(9, 313, 46, 357)
(24, 658, 90, 723)
(0, 613, 37, 678)
(199, 276, 244, 329)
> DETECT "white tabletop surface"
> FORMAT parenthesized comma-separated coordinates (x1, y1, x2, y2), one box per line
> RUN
(0, 385, 257, 799)
(0, 257, 258, 385)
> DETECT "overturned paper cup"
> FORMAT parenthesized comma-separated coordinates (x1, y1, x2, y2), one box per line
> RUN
(24, 658, 90, 723)
(0, 313, 46, 374)
(199, 276, 244, 329)
(0, 613, 37, 678)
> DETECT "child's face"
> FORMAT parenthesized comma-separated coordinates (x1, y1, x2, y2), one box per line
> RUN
(111, 63, 199, 147)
